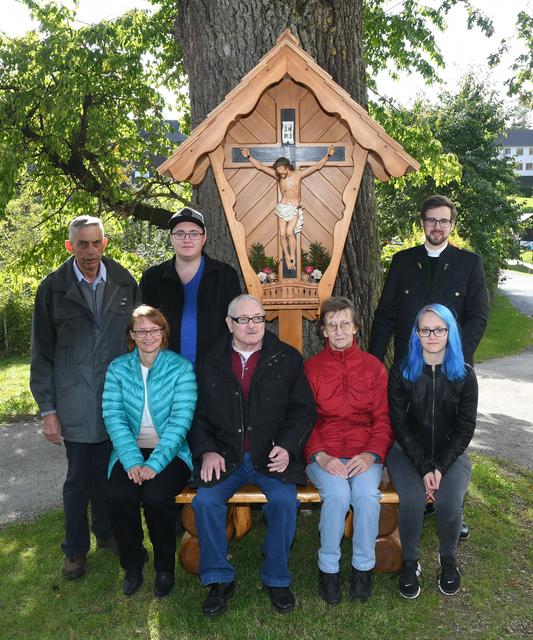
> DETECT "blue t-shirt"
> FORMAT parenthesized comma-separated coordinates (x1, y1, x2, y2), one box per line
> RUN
(179, 256, 205, 364)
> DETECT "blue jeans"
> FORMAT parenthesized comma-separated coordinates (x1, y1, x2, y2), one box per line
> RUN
(192, 453, 298, 587)
(306, 460, 383, 573)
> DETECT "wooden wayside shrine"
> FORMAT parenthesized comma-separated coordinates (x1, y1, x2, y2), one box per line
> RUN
(161, 31, 420, 576)
(158, 29, 419, 352)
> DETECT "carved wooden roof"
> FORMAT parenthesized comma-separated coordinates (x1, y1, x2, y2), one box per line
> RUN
(158, 30, 419, 183)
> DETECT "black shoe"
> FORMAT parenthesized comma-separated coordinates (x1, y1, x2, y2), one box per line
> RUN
(96, 536, 119, 555)
(318, 570, 341, 605)
(154, 572, 175, 598)
(202, 582, 235, 617)
(349, 568, 373, 602)
(399, 560, 422, 599)
(267, 586, 296, 613)
(438, 555, 460, 595)
(459, 519, 470, 541)
(424, 502, 435, 518)
(124, 570, 143, 596)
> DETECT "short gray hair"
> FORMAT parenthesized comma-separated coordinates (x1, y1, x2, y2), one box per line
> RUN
(68, 216, 105, 242)
(227, 294, 265, 318)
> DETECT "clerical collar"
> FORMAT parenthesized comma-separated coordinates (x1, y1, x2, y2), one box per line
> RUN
(424, 241, 448, 258)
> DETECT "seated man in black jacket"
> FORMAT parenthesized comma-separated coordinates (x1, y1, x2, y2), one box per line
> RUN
(188, 294, 317, 617)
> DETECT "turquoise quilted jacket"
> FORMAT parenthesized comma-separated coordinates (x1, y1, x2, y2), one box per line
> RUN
(102, 347, 197, 477)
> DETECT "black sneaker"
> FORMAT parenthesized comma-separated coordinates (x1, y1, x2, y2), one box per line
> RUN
(318, 570, 341, 605)
(399, 560, 422, 599)
(438, 555, 460, 595)
(459, 519, 470, 541)
(349, 568, 372, 602)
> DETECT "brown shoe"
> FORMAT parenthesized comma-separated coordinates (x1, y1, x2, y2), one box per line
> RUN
(96, 536, 119, 555)
(62, 554, 86, 580)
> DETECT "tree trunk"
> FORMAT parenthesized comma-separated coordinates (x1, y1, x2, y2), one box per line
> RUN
(175, 0, 381, 353)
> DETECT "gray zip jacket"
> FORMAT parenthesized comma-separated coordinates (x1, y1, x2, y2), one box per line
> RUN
(30, 256, 139, 443)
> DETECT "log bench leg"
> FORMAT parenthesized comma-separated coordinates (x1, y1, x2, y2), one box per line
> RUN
(178, 503, 402, 576)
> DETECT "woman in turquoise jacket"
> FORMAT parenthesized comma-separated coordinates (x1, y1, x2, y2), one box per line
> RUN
(103, 305, 197, 598)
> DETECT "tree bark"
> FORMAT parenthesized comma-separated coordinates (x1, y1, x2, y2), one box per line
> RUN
(175, 0, 381, 352)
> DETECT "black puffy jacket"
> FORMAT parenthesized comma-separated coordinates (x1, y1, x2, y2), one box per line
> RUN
(388, 362, 478, 476)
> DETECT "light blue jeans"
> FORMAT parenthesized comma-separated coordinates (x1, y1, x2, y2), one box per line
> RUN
(306, 460, 383, 573)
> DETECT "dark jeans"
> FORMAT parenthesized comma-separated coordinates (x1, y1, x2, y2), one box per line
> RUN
(108, 451, 190, 572)
(387, 442, 471, 561)
(192, 453, 298, 587)
(62, 439, 113, 556)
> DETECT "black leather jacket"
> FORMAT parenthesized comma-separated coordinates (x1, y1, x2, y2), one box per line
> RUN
(388, 362, 478, 476)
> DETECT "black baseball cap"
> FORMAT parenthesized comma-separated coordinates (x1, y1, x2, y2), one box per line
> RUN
(168, 207, 206, 232)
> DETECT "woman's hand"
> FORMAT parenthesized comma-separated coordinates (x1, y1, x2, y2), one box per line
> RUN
(315, 452, 348, 478)
(423, 469, 442, 500)
(127, 465, 144, 485)
(346, 452, 375, 477)
(140, 466, 157, 481)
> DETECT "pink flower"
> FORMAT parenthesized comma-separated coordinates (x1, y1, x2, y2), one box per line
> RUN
(304, 266, 314, 274)
(262, 266, 273, 274)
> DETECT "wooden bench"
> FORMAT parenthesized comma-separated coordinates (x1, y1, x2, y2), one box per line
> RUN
(176, 471, 402, 575)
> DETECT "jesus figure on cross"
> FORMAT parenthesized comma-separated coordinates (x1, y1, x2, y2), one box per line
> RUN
(241, 146, 334, 271)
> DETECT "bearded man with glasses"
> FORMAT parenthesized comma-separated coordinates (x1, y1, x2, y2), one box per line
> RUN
(140, 207, 241, 365)
(369, 194, 488, 368)
(188, 294, 317, 617)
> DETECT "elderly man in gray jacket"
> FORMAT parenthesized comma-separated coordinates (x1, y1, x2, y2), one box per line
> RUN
(30, 216, 139, 580)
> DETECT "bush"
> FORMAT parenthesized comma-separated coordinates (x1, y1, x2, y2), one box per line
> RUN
(0, 290, 34, 356)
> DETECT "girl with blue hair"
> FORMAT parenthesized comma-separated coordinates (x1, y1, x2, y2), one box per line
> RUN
(387, 304, 478, 600)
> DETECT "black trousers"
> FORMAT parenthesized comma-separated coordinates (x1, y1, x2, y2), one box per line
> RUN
(108, 451, 190, 572)
(63, 439, 113, 556)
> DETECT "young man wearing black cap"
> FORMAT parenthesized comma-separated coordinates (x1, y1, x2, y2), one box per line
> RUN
(140, 207, 241, 365)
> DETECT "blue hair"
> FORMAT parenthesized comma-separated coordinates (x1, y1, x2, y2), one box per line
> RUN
(401, 304, 467, 382)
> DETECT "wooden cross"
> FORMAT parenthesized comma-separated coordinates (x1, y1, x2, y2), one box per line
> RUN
(230, 109, 346, 165)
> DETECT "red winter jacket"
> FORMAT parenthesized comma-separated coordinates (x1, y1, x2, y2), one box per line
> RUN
(304, 340, 393, 463)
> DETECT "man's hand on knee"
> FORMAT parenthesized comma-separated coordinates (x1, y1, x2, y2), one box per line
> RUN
(201, 452, 226, 482)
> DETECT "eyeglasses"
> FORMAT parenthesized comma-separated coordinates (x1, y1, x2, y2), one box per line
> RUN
(325, 320, 353, 333)
(423, 217, 453, 228)
(417, 327, 448, 338)
(230, 315, 266, 324)
(131, 328, 164, 338)
(170, 230, 204, 240)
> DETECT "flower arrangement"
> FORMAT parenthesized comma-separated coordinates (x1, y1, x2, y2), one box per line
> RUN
(248, 243, 278, 284)
(302, 242, 330, 282)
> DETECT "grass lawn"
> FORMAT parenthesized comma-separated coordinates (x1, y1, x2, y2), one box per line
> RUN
(0, 354, 36, 421)
(515, 195, 533, 210)
(475, 293, 533, 362)
(520, 250, 533, 265)
(0, 454, 531, 640)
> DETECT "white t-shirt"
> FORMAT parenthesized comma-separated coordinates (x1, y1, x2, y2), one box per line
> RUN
(137, 365, 159, 449)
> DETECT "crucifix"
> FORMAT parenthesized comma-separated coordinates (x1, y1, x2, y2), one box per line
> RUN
(230, 108, 347, 278)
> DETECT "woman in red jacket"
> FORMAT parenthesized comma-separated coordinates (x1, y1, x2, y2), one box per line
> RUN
(305, 297, 393, 605)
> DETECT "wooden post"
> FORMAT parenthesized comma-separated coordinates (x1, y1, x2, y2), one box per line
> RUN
(278, 309, 303, 352)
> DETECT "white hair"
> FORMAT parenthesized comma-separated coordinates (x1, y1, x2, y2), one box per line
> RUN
(227, 294, 265, 318)
(68, 216, 105, 242)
